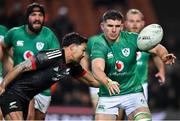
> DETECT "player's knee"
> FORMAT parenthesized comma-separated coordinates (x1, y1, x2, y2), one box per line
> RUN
(133, 112, 152, 121)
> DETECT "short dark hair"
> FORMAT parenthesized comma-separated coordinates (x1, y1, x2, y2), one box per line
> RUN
(62, 32, 88, 47)
(26, 2, 45, 19)
(102, 9, 124, 22)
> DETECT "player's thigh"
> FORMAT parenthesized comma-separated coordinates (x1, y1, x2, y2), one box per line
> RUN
(35, 109, 46, 120)
(27, 99, 35, 120)
(122, 93, 151, 120)
(0, 92, 27, 120)
(5, 111, 24, 120)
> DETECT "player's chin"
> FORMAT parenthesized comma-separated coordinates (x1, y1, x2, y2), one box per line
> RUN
(33, 25, 42, 30)
(109, 36, 118, 41)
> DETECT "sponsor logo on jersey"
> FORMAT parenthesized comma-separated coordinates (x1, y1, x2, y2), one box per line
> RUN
(136, 51, 143, 65)
(136, 51, 142, 60)
(107, 52, 113, 59)
(23, 50, 34, 60)
(36, 42, 44, 50)
(122, 48, 130, 57)
(115, 60, 124, 72)
(16, 40, 24, 46)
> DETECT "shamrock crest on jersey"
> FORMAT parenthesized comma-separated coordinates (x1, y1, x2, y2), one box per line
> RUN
(121, 48, 130, 57)
(36, 42, 44, 50)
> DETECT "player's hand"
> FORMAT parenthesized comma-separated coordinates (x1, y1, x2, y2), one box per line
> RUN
(0, 84, 5, 95)
(162, 53, 176, 65)
(155, 72, 165, 85)
(106, 79, 120, 96)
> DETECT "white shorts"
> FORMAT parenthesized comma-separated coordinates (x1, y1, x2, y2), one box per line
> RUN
(89, 87, 99, 100)
(34, 93, 51, 113)
(96, 92, 148, 116)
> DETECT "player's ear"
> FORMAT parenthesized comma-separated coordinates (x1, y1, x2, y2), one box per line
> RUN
(100, 22, 104, 31)
(141, 20, 145, 27)
(120, 23, 124, 31)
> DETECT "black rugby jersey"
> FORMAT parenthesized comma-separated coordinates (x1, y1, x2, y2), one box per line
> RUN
(6, 49, 86, 100)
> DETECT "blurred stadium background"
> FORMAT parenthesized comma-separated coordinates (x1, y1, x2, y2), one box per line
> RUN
(0, 0, 180, 120)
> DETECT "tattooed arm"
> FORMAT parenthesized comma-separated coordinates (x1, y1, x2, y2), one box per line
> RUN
(0, 59, 33, 95)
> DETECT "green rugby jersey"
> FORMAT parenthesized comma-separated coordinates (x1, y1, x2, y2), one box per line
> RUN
(87, 35, 101, 56)
(4, 25, 60, 96)
(136, 51, 150, 84)
(91, 31, 143, 97)
(0, 25, 8, 78)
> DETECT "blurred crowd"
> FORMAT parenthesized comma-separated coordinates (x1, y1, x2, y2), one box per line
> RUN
(0, 0, 179, 111)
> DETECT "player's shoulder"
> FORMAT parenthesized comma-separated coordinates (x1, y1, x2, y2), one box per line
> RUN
(0, 25, 8, 35)
(89, 34, 101, 40)
(42, 26, 54, 33)
(0, 25, 8, 31)
(6, 25, 24, 35)
(121, 31, 138, 43)
(121, 31, 138, 37)
(88, 33, 106, 44)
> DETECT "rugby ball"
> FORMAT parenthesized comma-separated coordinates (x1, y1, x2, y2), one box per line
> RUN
(137, 24, 163, 51)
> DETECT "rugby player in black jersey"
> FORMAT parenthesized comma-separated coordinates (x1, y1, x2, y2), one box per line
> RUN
(0, 32, 101, 120)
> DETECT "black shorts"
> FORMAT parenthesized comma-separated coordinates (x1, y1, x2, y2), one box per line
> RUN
(0, 91, 29, 119)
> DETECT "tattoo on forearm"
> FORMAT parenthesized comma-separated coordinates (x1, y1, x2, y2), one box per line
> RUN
(19, 59, 33, 72)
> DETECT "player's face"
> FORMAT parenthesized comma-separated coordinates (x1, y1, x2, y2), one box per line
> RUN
(101, 19, 123, 42)
(28, 11, 44, 33)
(72, 43, 86, 62)
(125, 14, 145, 33)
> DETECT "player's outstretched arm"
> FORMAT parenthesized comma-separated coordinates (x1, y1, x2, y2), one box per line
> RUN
(152, 55, 166, 85)
(78, 71, 100, 87)
(91, 58, 120, 95)
(148, 44, 176, 65)
(0, 59, 33, 95)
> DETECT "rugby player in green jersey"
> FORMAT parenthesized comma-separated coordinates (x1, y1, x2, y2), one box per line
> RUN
(1, 3, 60, 120)
(90, 10, 176, 121)
(117, 8, 166, 120)
(125, 9, 165, 96)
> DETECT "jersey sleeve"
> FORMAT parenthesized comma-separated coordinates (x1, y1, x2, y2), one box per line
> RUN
(3, 28, 14, 47)
(90, 41, 107, 60)
(32, 49, 63, 69)
(86, 39, 93, 56)
(69, 63, 87, 78)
